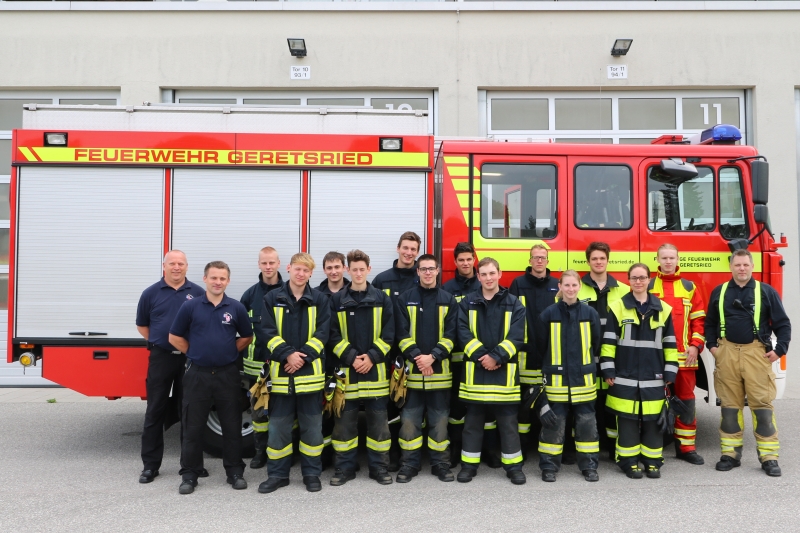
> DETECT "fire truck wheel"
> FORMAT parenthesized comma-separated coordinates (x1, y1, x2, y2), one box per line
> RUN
(201, 386, 256, 459)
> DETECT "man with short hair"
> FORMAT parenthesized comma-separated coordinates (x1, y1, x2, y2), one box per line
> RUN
(394, 254, 459, 483)
(648, 244, 707, 464)
(240, 246, 284, 469)
(136, 250, 205, 484)
(373, 231, 421, 471)
(457, 257, 526, 485)
(705, 249, 791, 477)
(509, 244, 559, 455)
(258, 253, 331, 494)
(170, 261, 253, 495)
(577, 242, 630, 455)
(328, 250, 395, 486)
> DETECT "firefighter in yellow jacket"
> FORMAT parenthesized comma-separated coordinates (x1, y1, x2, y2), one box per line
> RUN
(456, 257, 526, 485)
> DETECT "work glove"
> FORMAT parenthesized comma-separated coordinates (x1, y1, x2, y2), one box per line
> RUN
(522, 384, 544, 411)
(322, 375, 337, 418)
(389, 357, 409, 409)
(249, 379, 271, 421)
(323, 368, 347, 418)
(259, 363, 268, 381)
(665, 385, 689, 417)
(537, 392, 558, 430)
(656, 401, 675, 435)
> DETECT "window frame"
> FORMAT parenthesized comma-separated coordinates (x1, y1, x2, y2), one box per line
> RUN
(645, 164, 716, 233)
(718, 165, 750, 241)
(573, 162, 634, 231)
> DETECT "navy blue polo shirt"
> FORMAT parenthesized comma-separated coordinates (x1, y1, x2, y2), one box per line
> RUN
(169, 293, 253, 367)
(136, 278, 205, 351)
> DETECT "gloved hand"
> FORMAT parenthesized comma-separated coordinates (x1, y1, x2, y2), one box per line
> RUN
(656, 402, 675, 435)
(537, 393, 558, 430)
(665, 385, 688, 417)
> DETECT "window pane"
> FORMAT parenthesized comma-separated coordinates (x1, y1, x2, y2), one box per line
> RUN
(58, 99, 117, 105)
(0, 183, 9, 219)
(647, 166, 715, 232)
(0, 139, 11, 175)
(480, 164, 557, 239)
(307, 98, 364, 106)
(0, 99, 52, 130)
(682, 98, 740, 129)
(178, 98, 237, 105)
(555, 99, 611, 130)
(574, 165, 632, 229)
(619, 98, 676, 130)
(371, 98, 429, 111)
(242, 98, 301, 106)
(0, 228, 8, 265)
(490, 99, 548, 130)
(0, 274, 7, 310)
(555, 138, 613, 144)
(719, 167, 748, 239)
(618, 138, 654, 145)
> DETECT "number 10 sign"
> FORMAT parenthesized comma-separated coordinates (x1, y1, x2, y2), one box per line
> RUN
(291, 66, 311, 80)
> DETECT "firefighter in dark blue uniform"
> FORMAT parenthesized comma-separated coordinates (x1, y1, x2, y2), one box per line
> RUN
(169, 261, 253, 495)
(135, 250, 205, 484)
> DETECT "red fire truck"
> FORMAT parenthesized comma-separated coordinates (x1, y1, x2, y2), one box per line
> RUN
(8, 105, 785, 454)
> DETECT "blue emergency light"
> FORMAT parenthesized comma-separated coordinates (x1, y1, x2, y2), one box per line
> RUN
(700, 124, 742, 143)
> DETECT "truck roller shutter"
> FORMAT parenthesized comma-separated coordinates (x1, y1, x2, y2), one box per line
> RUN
(171, 169, 301, 300)
(308, 171, 427, 285)
(15, 167, 164, 339)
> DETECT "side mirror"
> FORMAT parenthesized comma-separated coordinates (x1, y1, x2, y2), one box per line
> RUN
(659, 158, 698, 181)
(754, 204, 769, 224)
(751, 160, 769, 205)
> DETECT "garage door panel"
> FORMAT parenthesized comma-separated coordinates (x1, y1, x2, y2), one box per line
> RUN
(16, 167, 164, 339)
(308, 171, 427, 286)
(172, 169, 301, 300)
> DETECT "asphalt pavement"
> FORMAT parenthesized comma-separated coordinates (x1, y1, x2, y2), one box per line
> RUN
(0, 390, 796, 533)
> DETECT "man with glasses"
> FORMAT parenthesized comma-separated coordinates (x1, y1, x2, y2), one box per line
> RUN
(509, 244, 559, 459)
(394, 254, 459, 483)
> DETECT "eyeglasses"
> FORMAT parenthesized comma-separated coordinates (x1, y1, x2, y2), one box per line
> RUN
(629, 276, 649, 282)
(531, 256, 548, 262)
(418, 267, 438, 274)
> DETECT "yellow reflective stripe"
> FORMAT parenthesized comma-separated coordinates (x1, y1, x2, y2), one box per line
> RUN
(689, 310, 706, 320)
(299, 441, 324, 457)
(267, 442, 293, 460)
(398, 338, 415, 352)
(333, 340, 350, 358)
(575, 441, 600, 453)
(332, 437, 358, 452)
(498, 339, 516, 359)
(600, 343, 616, 359)
(551, 322, 561, 365)
(519, 295, 528, 344)
(383, 288, 391, 296)
(501, 451, 523, 464)
(616, 443, 641, 457)
(580, 321, 592, 365)
(335, 311, 350, 357)
(252, 420, 269, 432)
(464, 339, 484, 358)
(373, 307, 390, 354)
(640, 445, 662, 459)
(607, 396, 664, 416)
(469, 309, 478, 337)
(399, 436, 424, 450)
(427, 437, 450, 452)
(366, 437, 391, 452)
(538, 442, 564, 455)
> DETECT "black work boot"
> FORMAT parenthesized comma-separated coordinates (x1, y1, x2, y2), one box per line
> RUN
(250, 432, 268, 469)
(715, 456, 741, 471)
(761, 460, 781, 477)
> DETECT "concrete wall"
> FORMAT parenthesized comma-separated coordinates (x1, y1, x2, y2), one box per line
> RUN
(1, 2, 799, 395)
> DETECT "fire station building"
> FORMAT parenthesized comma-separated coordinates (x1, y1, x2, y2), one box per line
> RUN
(0, 1, 799, 393)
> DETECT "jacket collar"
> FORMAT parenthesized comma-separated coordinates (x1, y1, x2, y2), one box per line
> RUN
(391, 259, 418, 277)
(621, 291, 663, 312)
(524, 267, 552, 284)
(470, 286, 509, 305)
(656, 267, 681, 282)
(581, 272, 621, 291)
(259, 272, 283, 291)
(275, 281, 314, 306)
(339, 282, 381, 307)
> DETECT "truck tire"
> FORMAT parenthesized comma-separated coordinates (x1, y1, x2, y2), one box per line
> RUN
(201, 384, 256, 459)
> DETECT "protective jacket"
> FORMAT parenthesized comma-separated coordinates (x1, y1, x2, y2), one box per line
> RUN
(648, 267, 706, 367)
(328, 283, 395, 400)
(600, 293, 679, 420)
(373, 260, 418, 302)
(262, 282, 331, 395)
(240, 272, 283, 377)
(578, 273, 630, 327)
(395, 285, 458, 390)
(457, 287, 525, 404)
(509, 267, 559, 385)
(539, 300, 601, 404)
(442, 269, 481, 302)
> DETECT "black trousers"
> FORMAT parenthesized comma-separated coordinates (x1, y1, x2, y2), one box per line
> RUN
(141, 347, 186, 471)
(179, 362, 245, 481)
(461, 403, 522, 472)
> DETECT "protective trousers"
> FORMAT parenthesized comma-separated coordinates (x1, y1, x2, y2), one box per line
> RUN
(461, 403, 523, 472)
(180, 363, 245, 482)
(267, 391, 323, 479)
(332, 396, 390, 473)
(673, 368, 698, 453)
(596, 388, 617, 450)
(448, 361, 466, 461)
(399, 389, 450, 470)
(539, 402, 599, 472)
(616, 416, 663, 469)
(141, 348, 187, 471)
(714, 339, 779, 462)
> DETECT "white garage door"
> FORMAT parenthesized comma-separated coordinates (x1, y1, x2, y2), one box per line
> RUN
(308, 171, 427, 286)
(171, 169, 301, 300)
(15, 166, 163, 339)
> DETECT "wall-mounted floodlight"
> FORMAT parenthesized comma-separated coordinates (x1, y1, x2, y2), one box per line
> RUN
(287, 38, 307, 58)
(610, 39, 633, 57)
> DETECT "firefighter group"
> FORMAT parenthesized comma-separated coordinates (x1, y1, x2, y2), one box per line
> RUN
(135, 233, 790, 495)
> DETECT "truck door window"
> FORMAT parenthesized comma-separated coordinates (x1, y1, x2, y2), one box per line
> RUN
(719, 166, 748, 240)
(647, 166, 715, 231)
(480, 163, 557, 239)
(574, 164, 632, 229)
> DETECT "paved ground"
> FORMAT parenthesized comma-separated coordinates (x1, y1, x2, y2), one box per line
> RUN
(0, 389, 796, 533)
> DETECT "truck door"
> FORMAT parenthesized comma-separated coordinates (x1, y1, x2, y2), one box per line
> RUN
(469, 154, 567, 283)
(567, 157, 639, 275)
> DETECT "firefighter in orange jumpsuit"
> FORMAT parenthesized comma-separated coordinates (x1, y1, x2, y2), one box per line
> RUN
(648, 244, 706, 465)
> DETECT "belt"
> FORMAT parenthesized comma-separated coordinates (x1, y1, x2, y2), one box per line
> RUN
(148, 343, 182, 355)
(190, 362, 237, 373)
